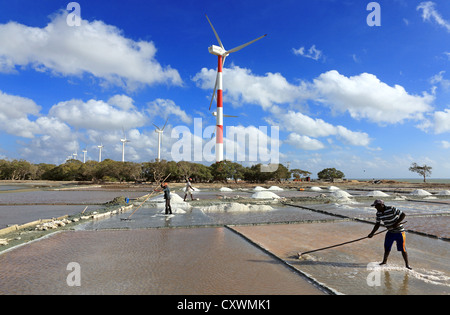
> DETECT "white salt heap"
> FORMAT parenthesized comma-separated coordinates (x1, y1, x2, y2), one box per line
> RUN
(437, 190, 450, 195)
(409, 189, 432, 196)
(366, 191, 390, 197)
(328, 186, 340, 191)
(330, 190, 355, 204)
(310, 187, 322, 191)
(251, 191, 281, 199)
(219, 187, 233, 191)
(331, 190, 352, 198)
(200, 203, 273, 213)
(268, 186, 283, 191)
(253, 186, 267, 191)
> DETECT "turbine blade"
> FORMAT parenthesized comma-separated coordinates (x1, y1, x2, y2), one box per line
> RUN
(162, 118, 168, 131)
(226, 34, 267, 54)
(209, 72, 219, 111)
(152, 123, 159, 129)
(205, 14, 224, 49)
(223, 114, 238, 118)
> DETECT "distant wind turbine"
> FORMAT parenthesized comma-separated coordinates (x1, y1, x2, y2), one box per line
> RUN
(97, 143, 104, 162)
(121, 128, 131, 162)
(153, 118, 168, 162)
(82, 149, 87, 163)
(205, 14, 267, 163)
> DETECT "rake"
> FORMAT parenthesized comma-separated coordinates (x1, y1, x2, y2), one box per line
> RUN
(120, 173, 171, 221)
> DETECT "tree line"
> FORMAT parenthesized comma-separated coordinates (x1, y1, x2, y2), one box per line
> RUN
(0, 159, 296, 183)
(0, 159, 361, 183)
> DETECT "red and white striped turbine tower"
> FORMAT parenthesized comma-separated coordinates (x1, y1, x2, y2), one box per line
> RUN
(205, 14, 266, 163)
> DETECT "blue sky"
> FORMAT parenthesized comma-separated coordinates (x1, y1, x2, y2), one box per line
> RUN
(0, 0, 449, 179)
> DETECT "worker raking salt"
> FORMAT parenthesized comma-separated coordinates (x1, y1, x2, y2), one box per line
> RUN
(161, 182, 172, 215)
(183, 178, 194, 201)
(368, 199, 412, 270)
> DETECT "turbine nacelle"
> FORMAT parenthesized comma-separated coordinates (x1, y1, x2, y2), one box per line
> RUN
(208, 45, 227, 57)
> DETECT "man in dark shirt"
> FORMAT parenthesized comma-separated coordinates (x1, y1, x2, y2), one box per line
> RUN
(368, 199, 412, 270)
(162, 182, 172, 215)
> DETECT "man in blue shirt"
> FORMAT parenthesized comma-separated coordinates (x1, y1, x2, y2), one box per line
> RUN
(368, 200, 412, 270)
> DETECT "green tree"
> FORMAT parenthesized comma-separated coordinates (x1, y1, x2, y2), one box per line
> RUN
(291, 169, 311, 180)
(317, 168, 345, 181)
(409, 163, 432, 183)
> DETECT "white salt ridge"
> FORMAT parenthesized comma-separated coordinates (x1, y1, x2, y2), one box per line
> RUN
(366, 190, 390, 197)
(330, 190, 352, 198)
(251, 191, 281, 199)
(253, 186, 267, 191)
(200, 203, 274, 213)
(437, 190, 450, 195)
(219, 187, 233, 191)
(330, 190, 356, 204)
(410, 189, 432, 196)
(268, 186, 283, 191)
(328, 186, 340, 191)
(310, 187, 322, 191)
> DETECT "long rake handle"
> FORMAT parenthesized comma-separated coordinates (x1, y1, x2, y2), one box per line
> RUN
(299, 221, 407, 257)
(299, 229, 387, 256)
(125, 173, 171, 220)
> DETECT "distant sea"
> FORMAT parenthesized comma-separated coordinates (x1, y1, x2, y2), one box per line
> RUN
(350, 178, 450, 184)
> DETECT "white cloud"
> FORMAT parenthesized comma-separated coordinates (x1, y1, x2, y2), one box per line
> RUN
(433, 109, 450, 134)
(49, 97, 147, 131)
(285, 133, 325, 150)
(268, 109, 371, 147)
(313, 70, 434, 124)
(193, 66, 311, 110)
(147, 99, 192, 124)
(194, 67, 433, 126)
(293, 45, 323, 61)
(441, 140, 450, 149)
(417, 1, 450, 32)
(0, 91, 42, 138)
(0, 11, 182, 90)
(430, 71, 450, 90)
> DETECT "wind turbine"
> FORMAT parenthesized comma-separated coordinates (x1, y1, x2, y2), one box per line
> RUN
(97, 143, 104, 162)
(120, 128, 131, 162)
(82, 149, 87, 163)
(205, 14, 267, 163)
(153, 118, 168, 163)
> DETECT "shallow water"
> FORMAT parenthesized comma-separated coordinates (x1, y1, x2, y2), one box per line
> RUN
(1, 186, 449, 295)
(0, 228, 324, 295)
(233, 222, 450, 295)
